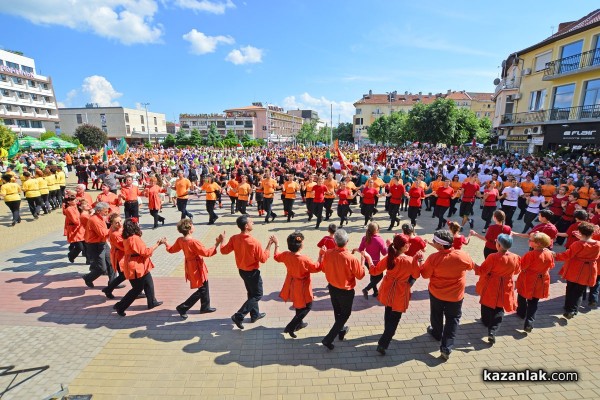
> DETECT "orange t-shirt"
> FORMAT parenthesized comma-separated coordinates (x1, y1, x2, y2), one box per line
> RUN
(320, 247, 365, 290)
(261, 178, 277, 199)
(220, 233, 270, 271)
(201, 182, 220, 201)
(520, 181, 535, 195)
(324, 179, 338, 199)
(237, 183, 251, 201)
(283, 181, 299, 199)
(421, 249, 474, 302)
(175, 178, 192, 199)
(84, 214, 109, 243)
(541, 184, 556, 202)
(227, 179, 239, 197)
(305, 181, 316, 199)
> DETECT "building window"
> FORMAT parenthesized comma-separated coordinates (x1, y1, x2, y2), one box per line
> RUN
(17, 92, 24, 99)
(100, 113, 107, 126)
(528, 89, 546, 111)
(559, 40, 583, 74)
(31, 121, 42, 128)
(17, 120, 29, 128)
(154, 127, 158, 132)
(29, 80, 36, 87)
(140, 115, 144, 124)
(76, 114, 83, 124)
(126, 125, 130, 134)
(4, 119, 14, 125)
(550, 83, 576, 120)
(356, 108, 362, 115)
(6, 61, 19, 69)
(142, 126, 145, 132)
(102, 127, 108, 133)
(125, 113, 129, 123)
(236, 120, 243, 125)
(12, 77, 22, 84)
(42, 83, 48, 90)
(226, 120, 233, 125)
(153, 116, 157, 125)
(22, 66, 33, 73)
(20, 106, 27, 112)
(244, 121, 252, 128)
(31, 94, 37, 100)
(476, 112, 481, 117)
(5, 104, 11, 111)
(0, 74, 6, 81)
(1, 89, 9, 96)
(592, 34, 600, 66)
(582, 78, 600, 118)
(355, 117, 363, 125)
(534, 51, 552, 72)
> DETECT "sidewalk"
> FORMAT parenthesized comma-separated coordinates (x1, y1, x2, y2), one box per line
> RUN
(0, 197, 598, 399)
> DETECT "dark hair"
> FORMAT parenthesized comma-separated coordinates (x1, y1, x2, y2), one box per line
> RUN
(108, 213, 121, 226)
(287, 231, 304, 253)
(177, 218, 193, 235)
(387, 234, 409, 270)
(569, 191, 580, 199)
(401, 223, 414, 235)
(236, 214, 249, 231)
(122, 219, 142, 239)
(539, 209, 554, 220)
(433, 230, 454, 250)
(327, 223, 337, 234)
(493, 210, 506, 224)
(578, 221, 595, 237)
(2, 173, 12, 183)
(365, 222, 378, 244)
(574, 210, 588, 221)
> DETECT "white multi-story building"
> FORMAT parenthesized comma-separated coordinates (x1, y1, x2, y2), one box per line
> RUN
(45, 106, 167, 146)
(0, 49, 59, 137)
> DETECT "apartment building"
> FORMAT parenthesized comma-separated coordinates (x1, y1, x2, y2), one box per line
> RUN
(0, 49, 59, 137)
(494, 9, 600, 153)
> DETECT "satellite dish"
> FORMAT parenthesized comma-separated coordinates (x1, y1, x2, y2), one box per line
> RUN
(501, 60, 506, 68)
(493, 78, 501, 85)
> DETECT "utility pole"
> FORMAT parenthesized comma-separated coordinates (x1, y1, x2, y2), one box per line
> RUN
(141, 102, 150, 143)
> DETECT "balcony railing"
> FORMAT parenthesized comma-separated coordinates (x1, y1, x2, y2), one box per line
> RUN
(544, 49, 600, 78)
(494, 77, 521, 96)
(501, 104, 600, 124)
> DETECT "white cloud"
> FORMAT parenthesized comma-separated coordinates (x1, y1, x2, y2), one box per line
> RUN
(225, 45, 263, 65)
(173, 0, 235, 14)
(0, 0, 163, 45)
(182, 29, 234, 54)
(283, 93, 355, 124)
(82, 76, 123, 106)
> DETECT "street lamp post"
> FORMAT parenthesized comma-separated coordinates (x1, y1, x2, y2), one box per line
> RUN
(141, 102, 150, 143)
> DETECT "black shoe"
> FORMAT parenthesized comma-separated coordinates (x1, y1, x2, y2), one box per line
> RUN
(200, 307, 217, 314)
(524, 325, 533, 333)
(250, 312, 266, 323)
(207, 221, 214, 225)
(427, 326, 441, 341)
(373, 292, 378, 298)
(153, 225, 158, 229)
(469, 219, 474, 229)
(113, 304, 125, 317)
(214, 215, 219, 222)
(148, 301, 163, 310)
(83, 276, 94, 288)
(376, 345, 386, 355)
(488, 334, 495, 344)
(589, 302, 597, 308)
(11, 221, 16, 227)
(563, 312, 575, 319)
(68, 255, 75, 264)
(283, 327, 297, 339)
(161, 219, 165, 226)
(231, 314, 244, 329)
(270, 214, 276, 222)
(338, 326, 349, 341)
(362, 289, 368, 300)
(116, 285, 126, 289)
(321, 339, 334, 350)
(34, 214, 39, 219)
(102, 288, 115, 299)
(295, 322, 308, 331)
(440, 351, 450, 360)
(176, 305, 188, 319)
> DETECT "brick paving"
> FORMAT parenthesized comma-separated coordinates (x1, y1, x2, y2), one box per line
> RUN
(1, 190, 600, 399)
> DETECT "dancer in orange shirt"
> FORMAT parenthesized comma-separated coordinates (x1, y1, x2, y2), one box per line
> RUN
(166, 219, 224, 319)
(475, 234, 521, 344)
(144, 177, 166, 229)
(273, 232, 323, 338)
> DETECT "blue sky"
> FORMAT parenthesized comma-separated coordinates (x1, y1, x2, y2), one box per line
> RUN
(0, 1, 595, 124)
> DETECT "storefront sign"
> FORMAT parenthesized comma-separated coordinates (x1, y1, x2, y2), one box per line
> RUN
(544, 122, 600, 146)
(507, 135, 528, 142)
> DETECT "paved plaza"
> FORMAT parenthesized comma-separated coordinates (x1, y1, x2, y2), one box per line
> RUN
(1, 178, 600, 399)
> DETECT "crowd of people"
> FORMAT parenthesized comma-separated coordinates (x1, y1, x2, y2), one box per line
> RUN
(2, 143, 600, 359)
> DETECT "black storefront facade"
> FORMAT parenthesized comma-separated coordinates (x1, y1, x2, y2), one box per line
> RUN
(543, 122, 600, 150)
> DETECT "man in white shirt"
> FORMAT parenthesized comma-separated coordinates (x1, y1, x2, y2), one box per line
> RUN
(499, 178, 524, 227)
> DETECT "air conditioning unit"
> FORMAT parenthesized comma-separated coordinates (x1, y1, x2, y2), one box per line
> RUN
(531, 126, 541, 134)
(524, 128, 531, 134)
(513, 93, 522, 100)
(522, 68, 532, 76)
(506, 95, 514, 101)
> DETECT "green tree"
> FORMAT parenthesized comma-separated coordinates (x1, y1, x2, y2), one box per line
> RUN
(316, 126, 330, 143)
(190, 128, 203, 147)
(367, 115, 388, 145)
(476, 118, 492, 144)
(175, 129, 191, 146)
(405, 102, 430, 143)
(453, 108, 480, 146)
(387, 111, 411, 145)
(333, 122, 354, 142)
(296, 121, 317, 143)
(163, 134, 176, 148)
(206, 123, 221, 146)
(40, 131, 56, 141)
(225, 129, 237, 141)
(241, 133, 252, 144)
(0, 122, 16, 149)
(74, 124, 107, 149)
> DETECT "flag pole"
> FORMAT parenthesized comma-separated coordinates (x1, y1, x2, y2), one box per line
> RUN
(330, 104, 333, 145)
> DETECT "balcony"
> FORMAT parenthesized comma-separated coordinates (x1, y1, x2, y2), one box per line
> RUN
(543, 49, 600, 80)
(501, 104, 600, 125)
(494, 77, 521, 96)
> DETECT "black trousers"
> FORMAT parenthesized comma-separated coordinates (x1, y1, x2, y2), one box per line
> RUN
(68, 241, 85, 261)
(429, 292, 463, 354)
(124, 201, 139, 219)
(206, 200, 217, 222)
(337, 203, 350, 223)
(283, 198, 295, 221)
(516, 294, 539, 329)
(435, 205, 449, 229)
(388, 203, 400, 228)
(313, 202, 324, 227)
(255, 193, 264, 211)
(522, 211, 538, 233)
(589, 276, 600, 305)
(26, 196, 42, 217)
(364, 273, 383, 294)
(517, 197, 528, 219)
(361, 203, 375, 225)
(179, 281, 211, 312)
(407, 206, 419, 226)
(378, 306, 403, 349)
(177, 198, 193, 219)
(236, 199, 248, 214)
(263, 198, 276, 221)
(481, 304, 505, 336)
(324, 198, 334, 219)
(235, 269, 263, 320)
(501, 204, 517, 227)
(481, 206, 496, 229)
(114, 273, 158, 312)
(323, 284, 355, 345)
(555, 218, 574, 246)
(5, 200, 20, 223)
(285, 302, 312, 333)
(105, 270, 126, 293)
(564, 280, 587, 314)
(483, 247, 497, 259)
(85, 242, 116, 283)
(305, 198, 314, 219)
(149, 209, 165, 227)
(49, 190, 60, 209)
(41, 194, 50, 213)
(229, 196, 237, 213)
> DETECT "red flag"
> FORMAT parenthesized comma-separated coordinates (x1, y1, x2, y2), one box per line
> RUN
(377, 150, 387, 163)
(336, 146, 349, 170)
(472, 138, 476, 148)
